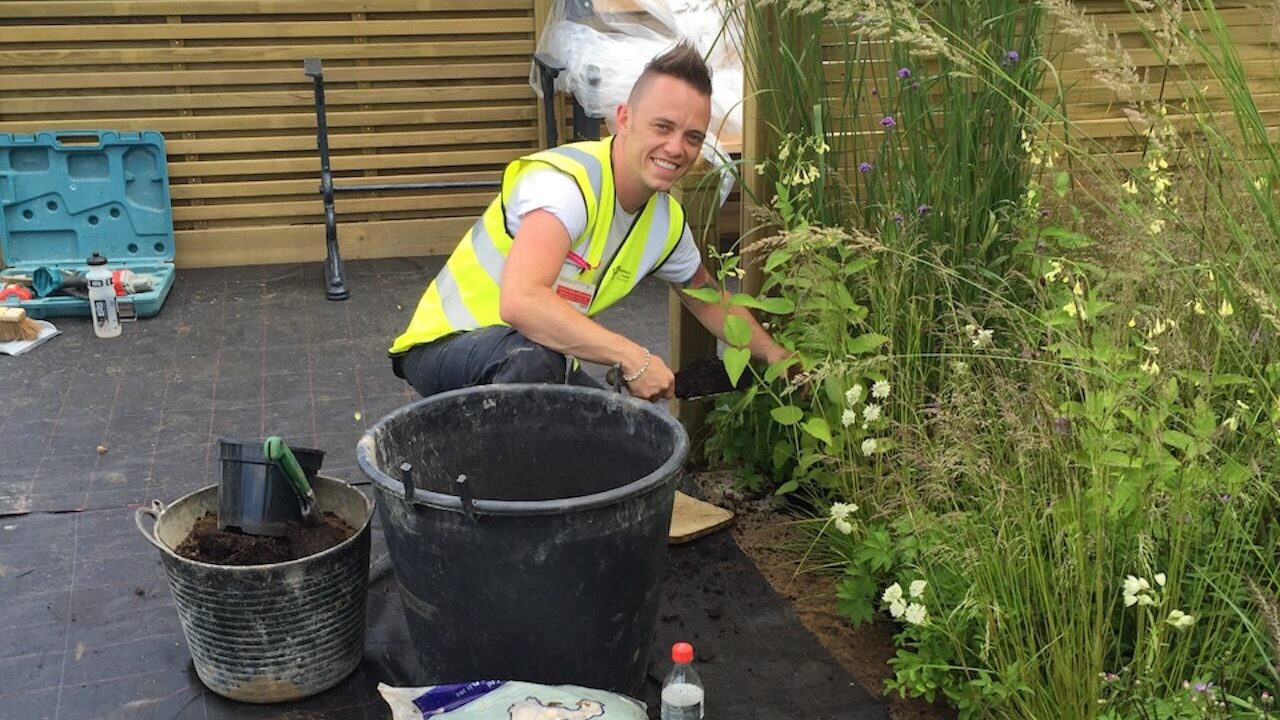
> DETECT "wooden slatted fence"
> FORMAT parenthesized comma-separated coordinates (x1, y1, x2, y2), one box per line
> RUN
(0, 0, 541, 267)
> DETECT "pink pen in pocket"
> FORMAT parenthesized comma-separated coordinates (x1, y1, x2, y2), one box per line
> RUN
(565, 250, 594, 271)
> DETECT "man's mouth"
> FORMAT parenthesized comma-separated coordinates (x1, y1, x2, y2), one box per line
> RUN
(652, 157, 679, 172)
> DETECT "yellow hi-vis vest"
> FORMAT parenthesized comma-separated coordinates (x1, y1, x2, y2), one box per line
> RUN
(388, 137, 688, 355)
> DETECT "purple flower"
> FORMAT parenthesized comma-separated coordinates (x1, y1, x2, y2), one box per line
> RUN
(892, 212, 904, 225)
(1003, 50, 1020, 66)
(870, 87, 879, 97)
(880, 115, 896, 129)
(916, 204, 932, 215)
(897, 67, 912, 79)
(858, 161, 873, 173)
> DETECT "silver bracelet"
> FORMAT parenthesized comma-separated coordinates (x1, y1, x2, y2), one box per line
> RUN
(621, 348, 651, 383)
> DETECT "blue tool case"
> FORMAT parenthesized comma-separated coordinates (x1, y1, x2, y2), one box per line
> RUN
(0, 130, 176, 319)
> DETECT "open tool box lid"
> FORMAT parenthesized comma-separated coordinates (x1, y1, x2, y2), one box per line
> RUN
(0, 130, 176, 319)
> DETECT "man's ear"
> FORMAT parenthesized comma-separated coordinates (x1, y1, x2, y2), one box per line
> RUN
(615, 102, 630, 134)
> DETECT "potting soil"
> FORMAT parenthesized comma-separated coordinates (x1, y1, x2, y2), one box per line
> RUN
(175, 511, 354, 565)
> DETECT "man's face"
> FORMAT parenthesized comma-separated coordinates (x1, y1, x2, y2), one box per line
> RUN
(614, 74, 711, 202)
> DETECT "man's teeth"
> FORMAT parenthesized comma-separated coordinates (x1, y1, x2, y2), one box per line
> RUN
(653, 158, 678, 170)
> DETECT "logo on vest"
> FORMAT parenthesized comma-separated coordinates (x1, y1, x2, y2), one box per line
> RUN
(611, 267, 633, 284)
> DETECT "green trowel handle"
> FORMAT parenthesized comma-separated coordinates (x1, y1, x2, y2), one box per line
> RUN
(264, 436, 315, 502)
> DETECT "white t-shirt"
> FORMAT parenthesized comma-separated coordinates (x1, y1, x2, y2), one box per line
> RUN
(504, 169, 702, 285)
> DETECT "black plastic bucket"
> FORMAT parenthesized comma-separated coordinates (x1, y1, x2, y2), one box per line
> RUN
(356, 385, 688, 696)
(217, 438, 325, 536)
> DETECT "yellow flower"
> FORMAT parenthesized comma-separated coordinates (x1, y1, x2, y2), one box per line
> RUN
(1148, 218, 1165, 235)
(1128, 316, 1137, 328)
(1140, 359, 1161, 375)
(1158, 158, 1169, 169)
(1219, 299, 1234, 317)
(1122, 179, 1139, 195)
(1193, 301, 1207, 315)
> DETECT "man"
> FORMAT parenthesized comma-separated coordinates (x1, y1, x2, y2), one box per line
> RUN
(390, 42, 790, 401)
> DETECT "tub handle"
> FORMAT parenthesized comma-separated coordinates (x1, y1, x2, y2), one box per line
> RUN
(135, 499, 167, 551)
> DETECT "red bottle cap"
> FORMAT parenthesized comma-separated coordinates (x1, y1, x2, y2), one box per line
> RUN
(672, 642, 694, 664)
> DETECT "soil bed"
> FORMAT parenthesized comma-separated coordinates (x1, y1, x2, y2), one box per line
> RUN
(675, 357, 751, 399)
(175, 511, 355, 565)
(697, 469, 956, 720)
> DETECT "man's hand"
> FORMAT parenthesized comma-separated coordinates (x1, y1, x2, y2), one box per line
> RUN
(625, 351, 675, 401)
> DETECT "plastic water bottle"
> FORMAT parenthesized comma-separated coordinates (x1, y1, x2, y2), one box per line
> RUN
(86, 252, 121, 338)
(660, 642, 704, 720)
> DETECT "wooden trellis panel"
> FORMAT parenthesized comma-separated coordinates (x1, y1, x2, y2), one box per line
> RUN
(0, 0, 540, 267)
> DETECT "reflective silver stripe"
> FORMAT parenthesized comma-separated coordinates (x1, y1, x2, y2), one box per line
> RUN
(469, 219, 506, 285)
(545, 145, 603, 196)
(435, 265, 478, 330)
(637, 194, 674, 273)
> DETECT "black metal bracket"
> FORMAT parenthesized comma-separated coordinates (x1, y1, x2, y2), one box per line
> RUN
(304, 58, 502, 300)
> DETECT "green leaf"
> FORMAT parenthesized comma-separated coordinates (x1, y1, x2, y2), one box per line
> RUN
(846, 333, 889, 355)
(722, 346, 750, 386)
(802, 417, 833, 445)
(728, 292, 765, 309)
(764, 355, 798, 382)
(764, 249, 793, 273)
(1161, 430, 1194, 452)
(770, 405, 804, 425)
(1054, 171, 1071, 198)
(774, 479, 799, 495)
(1041, 226, 1094, 249)
(757, 296, 795, 314)
(796, 451, 826, 472)
(681, 287, 720, 304)
(724, 315, 752, 347)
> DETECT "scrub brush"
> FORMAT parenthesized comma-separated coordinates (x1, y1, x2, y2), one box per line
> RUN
(0, 307, 39, 342)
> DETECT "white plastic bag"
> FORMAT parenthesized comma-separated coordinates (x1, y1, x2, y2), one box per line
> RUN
(378, 680, 648, 720)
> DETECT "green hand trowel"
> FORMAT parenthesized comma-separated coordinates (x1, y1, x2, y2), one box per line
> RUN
(264, 436, 322, 526)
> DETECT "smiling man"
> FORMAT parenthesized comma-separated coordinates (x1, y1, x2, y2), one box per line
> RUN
(389, 42, 790, 401)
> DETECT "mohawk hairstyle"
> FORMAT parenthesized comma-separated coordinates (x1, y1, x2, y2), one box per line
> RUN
(628, 41, 713, 102)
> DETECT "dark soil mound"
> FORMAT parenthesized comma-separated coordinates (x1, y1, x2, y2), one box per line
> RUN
(175, 511, 355, 565)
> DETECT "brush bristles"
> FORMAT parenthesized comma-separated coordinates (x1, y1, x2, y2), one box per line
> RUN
(0, 307, 40, 342)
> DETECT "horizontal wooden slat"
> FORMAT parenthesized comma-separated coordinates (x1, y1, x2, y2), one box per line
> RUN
(6, 19, 531, 43)
(167, 170, 503, 200)
(176, 216, 474, 267)
(165, 148, 522, 178)
(164, 127, 537, 155)
(0, 62, 530, 92)
(0, 1, 530, 17)
(5, 85, 534, 115)
(0, 39, 536, 67)
(0, 105, 537, 134)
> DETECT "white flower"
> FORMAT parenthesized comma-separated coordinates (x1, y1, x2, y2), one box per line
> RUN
(861, 438, 878, 456)
(889, 599, 907, 618)
(862, 404, 882, 422)
(1223, 416, 1240, 432)
(903, 603, 928, 625)
(841, 409, 857, 427)
(845, 384, 864, 406)
(830, 502, 858, 521)
(834, 518, 853, 535)
(909, 580, 928, 598)
(971, 328, 994, 348)
(1123, 575, 1153, 607)
(1167, 610, 1196, 630)
(882, 583, 904, 605)
(871, 380, 891, 399)
(1155, 573, 1167, 588)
